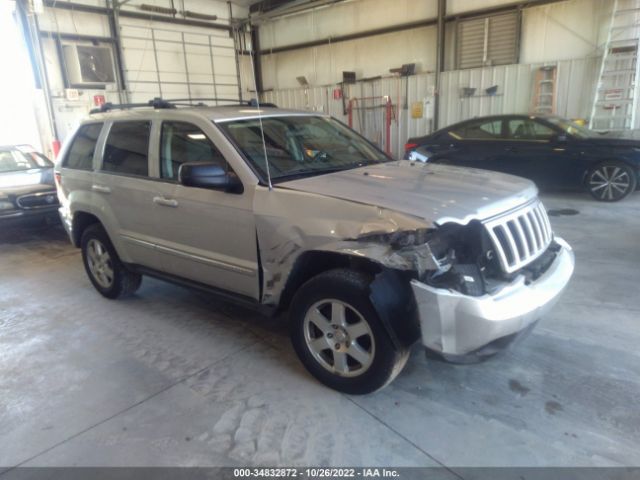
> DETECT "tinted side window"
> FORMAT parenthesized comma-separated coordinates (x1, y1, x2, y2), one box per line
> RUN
(102, 121, 150, 176)
(64, 123, 103, 170)
(507, 119, 555, 140)
(160, 122, 227, 181)
(450, 119, 503, 140)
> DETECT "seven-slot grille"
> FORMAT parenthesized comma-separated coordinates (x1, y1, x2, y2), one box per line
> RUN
(16, 191, 59, 209)
(483, 200, 553, 274)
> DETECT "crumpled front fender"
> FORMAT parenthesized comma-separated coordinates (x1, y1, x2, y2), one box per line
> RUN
(253, 186, 434, 306)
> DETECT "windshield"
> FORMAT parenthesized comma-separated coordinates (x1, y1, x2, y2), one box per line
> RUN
(545, 116, 597, 139)
(219, 115, 391, 183)
(0, 149, 51, 173)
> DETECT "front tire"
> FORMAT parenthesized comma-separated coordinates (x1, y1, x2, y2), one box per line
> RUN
(290, 269, 408, 394)
(81, 224, 142, 299)
(586, 161, 637, 202)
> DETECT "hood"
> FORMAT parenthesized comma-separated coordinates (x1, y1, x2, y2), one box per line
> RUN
(278, 161, 538, 225)
(0, 168, 54, 197)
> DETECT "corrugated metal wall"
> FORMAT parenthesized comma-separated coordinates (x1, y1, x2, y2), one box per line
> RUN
(263, 57, 601, 158)
(262, 74, 438, 157)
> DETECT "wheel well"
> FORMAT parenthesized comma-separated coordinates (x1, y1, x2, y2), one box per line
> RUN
(277, 250, 382, 311)
(71, 212, 101, 247)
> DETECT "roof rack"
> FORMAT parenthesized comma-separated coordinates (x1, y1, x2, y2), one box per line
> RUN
(89, 97, 278, 114)
(166, 97, 279, 108)
(89, 97, 176, 114)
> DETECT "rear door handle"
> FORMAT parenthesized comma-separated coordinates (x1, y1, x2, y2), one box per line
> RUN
(92, 184, 111, 194)
(504, 146, 517, 152)
(153, 196, 179, 208)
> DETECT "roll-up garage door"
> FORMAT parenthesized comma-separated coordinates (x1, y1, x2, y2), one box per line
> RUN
(119, 20, 240, 103)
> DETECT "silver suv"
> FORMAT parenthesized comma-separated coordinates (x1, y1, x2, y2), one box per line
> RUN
(55, 100, 575, 394)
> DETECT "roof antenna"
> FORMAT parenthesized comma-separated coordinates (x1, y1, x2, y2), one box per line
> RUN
(247, 30, 273, 191)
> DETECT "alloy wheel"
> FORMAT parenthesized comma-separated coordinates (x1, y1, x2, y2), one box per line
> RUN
(588, 166, 632, 201)
(303, 299, 375, 378)
(86, 238, 114, 288)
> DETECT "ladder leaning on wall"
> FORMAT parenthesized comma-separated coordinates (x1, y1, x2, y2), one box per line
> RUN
(589, 0, 640, 132)
(531, 66, 557, 115)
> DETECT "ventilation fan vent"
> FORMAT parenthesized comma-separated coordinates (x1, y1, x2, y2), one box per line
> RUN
(62, 44, 116, 87)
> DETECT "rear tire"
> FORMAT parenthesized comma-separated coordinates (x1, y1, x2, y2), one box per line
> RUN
(290, 269, 408, 394)
(81, 224, 142, 299)
(586, 161, 637, 202)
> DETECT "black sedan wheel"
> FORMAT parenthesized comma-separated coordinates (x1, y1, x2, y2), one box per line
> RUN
(587, 161, 637, 202)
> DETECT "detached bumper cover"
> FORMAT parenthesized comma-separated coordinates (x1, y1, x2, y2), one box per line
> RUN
(410, 237, 574, 356)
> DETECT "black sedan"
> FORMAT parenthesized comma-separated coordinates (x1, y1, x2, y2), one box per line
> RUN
(405, 115, 640, 202)
(0, 146, 60, 226)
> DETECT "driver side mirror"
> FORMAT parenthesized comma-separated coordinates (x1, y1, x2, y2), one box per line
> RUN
(178, 162, 243, 193)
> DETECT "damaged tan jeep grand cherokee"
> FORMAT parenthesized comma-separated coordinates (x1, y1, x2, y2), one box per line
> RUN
(55, 102, 575, 394)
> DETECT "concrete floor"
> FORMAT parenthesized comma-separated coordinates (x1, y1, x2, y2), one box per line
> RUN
(1, 192, 639, 469)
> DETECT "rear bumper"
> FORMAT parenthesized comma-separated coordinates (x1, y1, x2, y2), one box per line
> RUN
(410, 237, 574, 356)
(59, 205, 73, 241)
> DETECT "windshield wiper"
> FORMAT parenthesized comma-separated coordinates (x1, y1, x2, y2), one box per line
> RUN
(275, 165, 359, 181)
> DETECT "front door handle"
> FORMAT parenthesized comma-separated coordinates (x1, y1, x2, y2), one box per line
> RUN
(504, 146, 517, 152)
(92, 184, 111, 194)
(153, 196, 179, 208)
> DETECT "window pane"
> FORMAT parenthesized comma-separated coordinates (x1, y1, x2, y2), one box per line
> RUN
(160, 122, 226, 181)
(531, 121, 555, 139)
(64, 123, 103, 170)
(507, 119, 555, 140)
(451, 119, 502, 139)
(219, 116, 389, 183)
(25, 152, 52, 168)
(0, 149, 41, 172)
(102, 122, 150, 176)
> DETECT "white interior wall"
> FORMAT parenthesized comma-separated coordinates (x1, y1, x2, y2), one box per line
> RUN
(520, 0, 613, 64)
(260, 25, 437, 90)
(118, 0, 239, 19)
(35, 0, 248, 148)
(446, 0, 537, 14)
(257, 0, 612, 91)
(257, 0, 438, 90)
(258, 0, 437, 50)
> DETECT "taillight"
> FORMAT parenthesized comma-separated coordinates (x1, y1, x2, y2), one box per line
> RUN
(404, 142, 418, 152)
(54, 172, 61, 187)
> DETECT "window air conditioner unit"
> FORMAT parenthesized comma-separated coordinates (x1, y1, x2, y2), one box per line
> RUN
(62, 44, 116, 87)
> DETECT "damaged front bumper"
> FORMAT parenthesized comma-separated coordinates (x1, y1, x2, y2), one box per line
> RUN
(410, 237, 574, 357)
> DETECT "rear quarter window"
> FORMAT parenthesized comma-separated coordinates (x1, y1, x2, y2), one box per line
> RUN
(450, 119, 503, 140)
(63, 123, 103, 170)
(102, 121, 151, 177)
